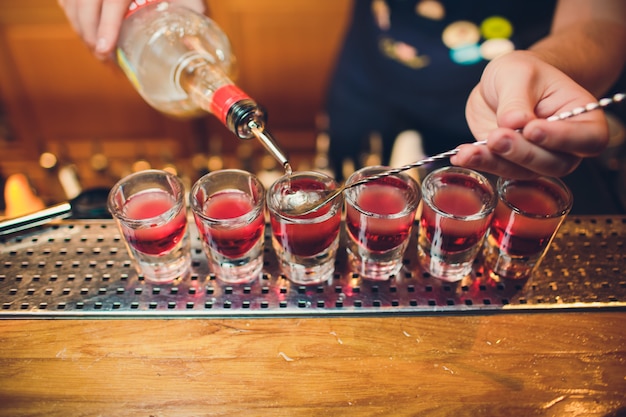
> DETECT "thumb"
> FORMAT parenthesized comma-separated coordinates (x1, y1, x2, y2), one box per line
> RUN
(493, 83, 538, 131)
(481, 52, 544, 130)
(95, 1, 130, 59)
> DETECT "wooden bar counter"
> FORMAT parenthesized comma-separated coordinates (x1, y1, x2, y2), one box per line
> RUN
(1, 312, 625, 416)
(1, 216, 625, 416)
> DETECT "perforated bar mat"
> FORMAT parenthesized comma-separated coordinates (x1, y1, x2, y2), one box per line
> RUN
(1, 216, 625, 318)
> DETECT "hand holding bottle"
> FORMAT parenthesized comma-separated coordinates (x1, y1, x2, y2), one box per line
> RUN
(59, 0, 291, 169)
(57, 0, 206, 60)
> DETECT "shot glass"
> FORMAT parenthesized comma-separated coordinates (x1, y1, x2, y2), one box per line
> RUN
(483, 176, 573, 281)
(344, 166, 421, 280)
(107, 169, 191, 283)
(418, 166, 496, 282)
(267, 171, 343, 285)
(190, 169, 266, 284)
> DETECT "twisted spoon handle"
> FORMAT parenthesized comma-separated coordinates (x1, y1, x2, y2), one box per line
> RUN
(346, 92, 626, 189)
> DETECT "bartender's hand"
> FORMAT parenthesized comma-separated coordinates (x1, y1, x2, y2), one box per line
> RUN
(58, 0, 206, 60)
(452, 50, 609, 179)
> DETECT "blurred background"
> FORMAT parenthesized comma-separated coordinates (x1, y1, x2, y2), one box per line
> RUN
(0, 0, 353, 213)
(0, 0, 624, 216)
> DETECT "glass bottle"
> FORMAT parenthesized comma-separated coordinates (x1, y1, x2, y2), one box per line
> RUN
(116, 0, 289, 169)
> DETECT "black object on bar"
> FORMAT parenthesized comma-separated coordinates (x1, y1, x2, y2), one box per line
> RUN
(0, 187, 110, 236)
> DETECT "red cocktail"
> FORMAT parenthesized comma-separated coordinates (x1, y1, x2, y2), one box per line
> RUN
(270, 178, 341, 257)
(190, 169, 266, 284)
(108, 169, 191, 283)
(483, 177, 572, 280)
(122, 189, 187, 255)
(196, 189, 265, 257)
(345, 167, 420, 280)
(267, 172, 343, 285)
(420, 179, 493, 253)
(418, 167, 496, 281)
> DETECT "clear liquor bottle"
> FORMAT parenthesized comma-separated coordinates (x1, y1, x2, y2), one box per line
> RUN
(116, 0, 289, 168)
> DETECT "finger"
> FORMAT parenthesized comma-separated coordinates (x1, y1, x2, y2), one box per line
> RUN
(493, 88, 537, 132)
(76, 0, 104, 50)
(58, 0, 82, 36)
(451, 142, 539, 179)
(523, 115, 610, 158)
(485, 55, 542, 130)
(451, 129, 583, 178)
(465, 85, 498, 139)
(95, 0, 132, 59)
(489, 129, 582, 176)
(466, 60, 539, 140)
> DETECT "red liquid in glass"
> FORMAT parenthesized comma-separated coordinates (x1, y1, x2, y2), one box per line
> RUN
(490, 182, 564, 256)
(197, 190, 264, 258)
(271, 178, 341, 257)
(421, 183, 491, 252)
(346, 179, 414, 252)
(123, 189, 187, 255)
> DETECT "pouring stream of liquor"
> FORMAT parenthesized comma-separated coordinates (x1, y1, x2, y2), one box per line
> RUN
(249, 123, 293, 175)
(284, 92, 626, 216)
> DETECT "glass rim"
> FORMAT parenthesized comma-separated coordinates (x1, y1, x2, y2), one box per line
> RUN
(189, 169, 265, 225)
(266, 170, 342, 223)
(496, 176, 574, 219)
(421, 166, 497, 220)
(107, 169, 186, 227)
(345, 165, 421, 218)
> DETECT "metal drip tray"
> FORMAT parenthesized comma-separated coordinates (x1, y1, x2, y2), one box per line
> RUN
(1, 216, 625, 318)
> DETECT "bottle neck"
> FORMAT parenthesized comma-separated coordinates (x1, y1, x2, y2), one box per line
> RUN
(178, 58, 290, 169)
(177, 57, 260, 136)
(225, 99, 265, 138)
(174, 52, 238, 120)
(228, 100, 290, 170)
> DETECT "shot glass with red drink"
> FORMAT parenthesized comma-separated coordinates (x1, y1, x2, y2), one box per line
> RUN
(483, 176, 573, 281)
(418, 166, 496, 282)
(267, 171, 343, 285)
(107, 169, 191, 283)
(190, 169, 266, 284)
(345, 166, 421, 280)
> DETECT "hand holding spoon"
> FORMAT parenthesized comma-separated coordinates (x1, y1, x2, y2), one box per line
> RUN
(282, 92, 625, 216)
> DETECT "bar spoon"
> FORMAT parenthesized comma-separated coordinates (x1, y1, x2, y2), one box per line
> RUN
(282, 92, 626, 216)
